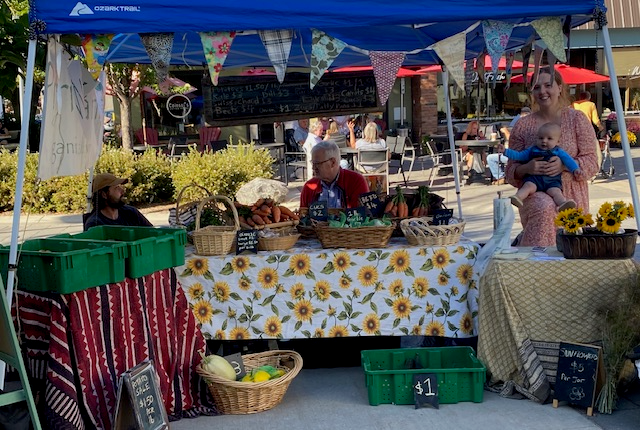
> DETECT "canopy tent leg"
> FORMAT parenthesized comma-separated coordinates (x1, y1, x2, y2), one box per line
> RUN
(601, 24, 640, 232)
(442, 68, 463, 218)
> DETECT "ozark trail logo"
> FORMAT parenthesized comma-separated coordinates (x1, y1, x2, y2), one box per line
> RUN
(69, 2, 142, 16)
(69, 2, 93, 16)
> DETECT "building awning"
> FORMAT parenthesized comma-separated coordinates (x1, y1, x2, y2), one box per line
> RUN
(604, 48, 640, 77)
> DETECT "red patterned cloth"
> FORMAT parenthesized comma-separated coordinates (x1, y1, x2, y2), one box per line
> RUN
(15, 268, 215, 429)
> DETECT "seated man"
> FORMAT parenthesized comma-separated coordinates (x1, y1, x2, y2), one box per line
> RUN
(299, 141, 369, 209)
(84, 173, 153, 230)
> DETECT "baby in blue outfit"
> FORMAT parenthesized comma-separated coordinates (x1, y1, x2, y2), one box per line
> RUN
(502, 122, 580, 211)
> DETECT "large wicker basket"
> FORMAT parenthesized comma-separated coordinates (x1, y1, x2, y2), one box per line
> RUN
(296, 207, 343, 239)
(258, 233, 300, 251)
(196, 350, 303, 414)
(192, 195, 239, 255)
(400, 217, 466, 246)
(314, 222, 394, 249)
(171, 183, 212, 243)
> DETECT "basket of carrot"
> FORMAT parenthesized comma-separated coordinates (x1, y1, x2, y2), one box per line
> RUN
(233, 198, 300, 230)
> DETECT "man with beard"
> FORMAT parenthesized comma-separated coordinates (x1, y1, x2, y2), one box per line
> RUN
(83, 173, 153, 230)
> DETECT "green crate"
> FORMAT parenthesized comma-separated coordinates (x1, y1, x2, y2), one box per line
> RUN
(361, 346, 486, 406)
(54, 226, 187, 278)
(0, 238, 128, 294)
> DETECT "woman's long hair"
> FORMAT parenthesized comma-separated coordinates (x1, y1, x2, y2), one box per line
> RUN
(530, 66, 571, 110)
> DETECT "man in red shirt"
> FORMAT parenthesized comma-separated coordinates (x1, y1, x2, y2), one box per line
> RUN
(300, 141, 369, 209)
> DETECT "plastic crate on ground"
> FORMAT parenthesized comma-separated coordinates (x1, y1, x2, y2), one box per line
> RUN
(0, 238, 128, 294)
(361, 346, 486, 406)
(54, 226, 187, 278)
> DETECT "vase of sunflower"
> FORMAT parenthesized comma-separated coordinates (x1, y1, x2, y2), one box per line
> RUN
(555, 202, 637, 259)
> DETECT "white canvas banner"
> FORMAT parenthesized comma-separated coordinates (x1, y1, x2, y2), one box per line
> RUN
(39, 40, 103, 180)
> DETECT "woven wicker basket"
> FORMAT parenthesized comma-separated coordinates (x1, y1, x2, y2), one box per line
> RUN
(192, 195, 239, 255)
(258, 233, 300, 251)
(173, 183, 212, 243)
(314, 222, 394, 249)
(400, 217, 466, 246)
(297, 207, 351, 239)
(196, 350, 303, 414)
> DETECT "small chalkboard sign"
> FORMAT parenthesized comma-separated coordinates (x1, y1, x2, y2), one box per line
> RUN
(113, 361, 169, 430)
(432, 209, 454, 226)
(236, 230, 258, 254)
(346, 207, 367, 224)
(359, 191, 383, 218)
(224, 352, 246, 380)
(413, 373, 439, 409)
(553, 342, 603, 416)
(309, 200, 328, 221)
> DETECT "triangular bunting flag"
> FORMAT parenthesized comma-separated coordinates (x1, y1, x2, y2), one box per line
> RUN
(531, 45, 544, 88)
(476, 50, 486, 85)
(369, 51, 405, 106)
(432, 32, 466, 90)
(139, 33, 174, 84)
(482, 20, 514, 77)
(464, 59, 475, 97)
(199, 31, 236, 86)
(521, 40, 533, 90)
(81, 34, 113, 80)
(531, 17, 567, 63)
(310, 29, 346, 89)
(504, 50, 515, 90)
(259, 29, 294, 84)
(563, 15, 572, 63)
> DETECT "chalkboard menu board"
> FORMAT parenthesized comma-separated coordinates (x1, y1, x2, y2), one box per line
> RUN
(359, 191, 383, 218)
(553, 342, 603, 415)
(203, 73, 379, 126)
(236, 230, 259, 254)
(113, 361, 169, 430)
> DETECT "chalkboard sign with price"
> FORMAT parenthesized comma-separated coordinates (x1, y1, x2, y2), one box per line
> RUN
(359, 191, 383, 217)
(236, 230, 259, 254)
(309, 200, 328, 221)
(432, 209, 453, 226)
(113, 361, 169, 430)
(202, 73, 379, 126)
(553, 342, 603, 416)
(413, 373, 439, 409)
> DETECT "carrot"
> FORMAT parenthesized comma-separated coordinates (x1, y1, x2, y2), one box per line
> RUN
(263, 216, 272, 224)
(391, 205, 398, 217)
(254, 198, 265, 208)
(401, 202, 409, 218)
(253, 209, 270, 217)
(384, 200, 394, 213)
(238, 215, 247, 225)
(264, 198, 274, 207)
(260, 204, 272, 214)
(278, 205, 299, 220)
(411, 207, 420, 217)
(246, 217, 256, 227)
(252, 214, 266, 225)
(272, 206, 281, 223)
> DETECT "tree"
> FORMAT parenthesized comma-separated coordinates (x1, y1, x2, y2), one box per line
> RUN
(104, 63, 155, 150)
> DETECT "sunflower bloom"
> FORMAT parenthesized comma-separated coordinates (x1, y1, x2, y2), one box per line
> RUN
(188, 283, 205, 300)
(432, 249, 450, 269)
(599, 217, 620, 234)
(456, 264, 473, 284)
(412, 278, 429, 298)
(294, 299, 313, 322)
(231, 256, 249, 273)
(257, 267, 279, 289)
(327, 305, 336, 316)
(425, 303, 434, 313)
(314, 281, 331, 301)
(333, 252, 351, 272)
(290, 283, 305, 300)
(229, 327, 250, 340)
(438, 273, 449, 286)
(353, 288, 361, 298)
(389, 250, 411, 272)
(187, 258, 209, 276)
(214, 330, 226, 340)
(238, 277, 251, 291)
(459, 312, 474, 335)
(358, 266, 378, 287)
(362, 313, 380, 334)
(456, 246, 465, 254)
(388, 279, 404, 297)
(264, 316, 282, 337)
(192, 300, 213, 324)
(329, 325, 349, 337)
(313, 328, 324, 338)
(411, 325, 422, 335)
(339, 275, 351, 289)
(392, 297, 412, 319)
(425, 321, 445, 337)
(289, 254, 311, 276)
(253, 290, 261, 300)
(213, 281, 230, 302)
(450, 286, 459, 296)
(227, 308, 236, 318)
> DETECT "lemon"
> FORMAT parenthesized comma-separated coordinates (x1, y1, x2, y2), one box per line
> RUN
(240, 374, 253, 383)
(252, 370, 271, 382)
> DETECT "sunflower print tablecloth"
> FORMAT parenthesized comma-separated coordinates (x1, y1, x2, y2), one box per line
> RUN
(176, 238, 481, 340)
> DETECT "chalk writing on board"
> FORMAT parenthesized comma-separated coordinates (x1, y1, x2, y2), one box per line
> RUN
(554, 342, 602, 412)
(236, 230, 258, 254)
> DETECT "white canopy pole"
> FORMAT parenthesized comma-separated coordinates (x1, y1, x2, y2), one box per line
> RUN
(601, 24, 640, 232)
(442, 67, 463, 218)
(1, 38, 37, 391)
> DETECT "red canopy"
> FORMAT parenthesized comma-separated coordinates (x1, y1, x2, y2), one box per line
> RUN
(331, 65, 420, 77)
(510, 64, 610, 85)
(416, 55, 524, 73)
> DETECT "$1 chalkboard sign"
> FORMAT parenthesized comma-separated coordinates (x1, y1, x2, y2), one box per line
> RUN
(113, 360, 169, 430)
(359, 191, 383, 217)
(309, 200, 328, 221)
(553, 342, 603, 416)
(236, 229, 259, 254)
(413, 373, 439, 409)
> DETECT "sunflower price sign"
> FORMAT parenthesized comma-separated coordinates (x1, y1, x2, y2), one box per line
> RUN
(413, 373, 439, 409)
(236, 230, 258, 254)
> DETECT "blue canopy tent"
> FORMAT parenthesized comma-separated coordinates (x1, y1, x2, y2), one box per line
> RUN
(6, 1, 637, 319)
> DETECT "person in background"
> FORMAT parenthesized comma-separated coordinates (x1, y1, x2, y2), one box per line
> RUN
(0, 120, 9, 145)
(572, 91, 603, 136)
(299, 141, 369, 209)
(293, 118, 309, 149)
(84, 173, 152, 230)
(323, 119, 341, 141)
(487, 108, 531, 184)
(505, 67, 599, 246)
(348, 121, 388, 172)
(460, 120, 485, 171)
(303, 121, 325, 175)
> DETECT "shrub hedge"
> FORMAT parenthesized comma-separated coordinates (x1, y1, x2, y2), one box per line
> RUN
(0, 144, 275, 214)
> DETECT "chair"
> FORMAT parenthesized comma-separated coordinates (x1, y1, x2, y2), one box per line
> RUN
(387, 136, 416, 185)
(284, 148, 308, 184)
(208, 139, 228, 152)
(328, 134, 347, 148)
(356, 148, 389, 196)
(134, 127, 160, 148)
(424, 139, 464, 188)
(168, 136, 195, 161)
(199, 126, 221, 151)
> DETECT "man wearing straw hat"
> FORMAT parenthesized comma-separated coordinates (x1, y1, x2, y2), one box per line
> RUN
(84, 173, 153, 230)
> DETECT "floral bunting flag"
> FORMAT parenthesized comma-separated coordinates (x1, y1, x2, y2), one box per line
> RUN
(504, 50, 515, 90)
(81, 34, 113, 80)
(259, 29, 294, 84)
(310, 29, 347, 89)
(482, 20, 513, 77)
(199, 31, 237, 86)
(140, 33, 174, 84)
(531, 17, 567, 63)
(369, 51, 405, 106)
(521, 41, 533, 89)
(476, 50, 486, 84)
(432, 32, 466, 90)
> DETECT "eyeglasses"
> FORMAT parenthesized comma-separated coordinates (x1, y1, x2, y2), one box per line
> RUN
(311, 158, 332, 167)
